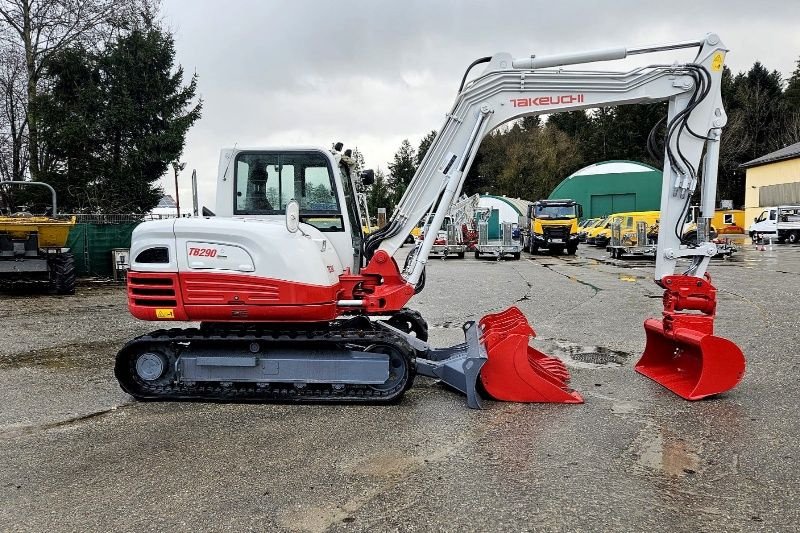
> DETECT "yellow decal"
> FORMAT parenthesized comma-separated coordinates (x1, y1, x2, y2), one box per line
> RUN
(711, 52, 724, 72)
(156, 308, 175, 319)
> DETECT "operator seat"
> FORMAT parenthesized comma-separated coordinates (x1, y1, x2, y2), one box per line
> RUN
(246, 162, 273, 211)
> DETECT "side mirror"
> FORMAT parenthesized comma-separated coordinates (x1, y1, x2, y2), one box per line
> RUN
(286, 199, 300, 233)
(754, 217, 758, 223)
(360, 169, 375, 186)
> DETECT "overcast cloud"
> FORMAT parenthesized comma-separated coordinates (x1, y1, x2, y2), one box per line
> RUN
(159, 0, 800, 211)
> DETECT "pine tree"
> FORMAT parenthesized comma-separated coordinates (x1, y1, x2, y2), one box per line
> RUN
(366, 168, 391, 218)
(388, 139, 416, 206)
(416, 130, 436, 167)
(785, 57, 800, 112)
(36, 19, 202, 213)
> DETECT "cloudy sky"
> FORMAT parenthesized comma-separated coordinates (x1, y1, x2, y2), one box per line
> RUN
(159, 0, 800, 211)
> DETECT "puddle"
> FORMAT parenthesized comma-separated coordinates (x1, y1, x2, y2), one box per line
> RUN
(534, 337, 630, 369)
(630, 424, 701, 477)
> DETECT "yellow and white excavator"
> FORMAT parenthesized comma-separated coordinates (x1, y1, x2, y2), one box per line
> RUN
(116, 34, 745, 407)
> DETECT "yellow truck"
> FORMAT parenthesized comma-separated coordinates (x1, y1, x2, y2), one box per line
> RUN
(0, 182, 76, 294)
(524, 199, 582, 255)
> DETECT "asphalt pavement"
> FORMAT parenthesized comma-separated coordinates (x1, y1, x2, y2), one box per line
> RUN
(1, 239, 798, 532)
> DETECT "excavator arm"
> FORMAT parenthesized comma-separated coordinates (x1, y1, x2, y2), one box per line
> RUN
(365, 34, 728, 287)
(362, 33, 744, 402)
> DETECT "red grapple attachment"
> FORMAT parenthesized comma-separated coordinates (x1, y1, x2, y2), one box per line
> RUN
(478, 307, 583, 403)
(636, 275, 745, 400)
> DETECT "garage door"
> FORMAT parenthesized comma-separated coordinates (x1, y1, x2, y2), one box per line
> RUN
(590, 193, 636, 217)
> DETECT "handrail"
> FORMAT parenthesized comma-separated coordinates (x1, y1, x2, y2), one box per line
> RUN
(0, 181, 57, 215)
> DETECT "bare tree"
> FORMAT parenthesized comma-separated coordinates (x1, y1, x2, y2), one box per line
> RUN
(0, 0, 156, 181)
(0, 45, 27, 182)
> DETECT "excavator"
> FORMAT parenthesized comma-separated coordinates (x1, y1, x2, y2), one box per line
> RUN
(116, 33, 745, 408)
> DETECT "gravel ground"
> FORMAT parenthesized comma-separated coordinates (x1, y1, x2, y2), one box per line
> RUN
(1, 239, 798, 532)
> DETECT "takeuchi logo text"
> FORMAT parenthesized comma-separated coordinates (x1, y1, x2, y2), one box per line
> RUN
(510, 94, 585, 107)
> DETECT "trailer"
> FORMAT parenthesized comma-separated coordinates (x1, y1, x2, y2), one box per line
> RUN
(607, 220, 736, 259)
(429, 221, 467, 258)
(475, 216, 522, 260)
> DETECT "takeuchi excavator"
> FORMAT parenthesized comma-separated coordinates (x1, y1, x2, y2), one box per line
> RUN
(116, 33, 745, 407)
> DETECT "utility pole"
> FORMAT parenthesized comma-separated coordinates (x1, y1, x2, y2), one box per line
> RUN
(171, 161, 186, 217)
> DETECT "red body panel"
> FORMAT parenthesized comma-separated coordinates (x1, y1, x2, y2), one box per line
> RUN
(128, 271, 341, 322)
(127, 251, 415, 323)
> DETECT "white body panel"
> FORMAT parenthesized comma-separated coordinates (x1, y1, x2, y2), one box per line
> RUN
(130, 217, 343, 287)
(213, 147, 358, 272)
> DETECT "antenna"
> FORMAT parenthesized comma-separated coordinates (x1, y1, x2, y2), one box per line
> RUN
(221, 142, 238, 181)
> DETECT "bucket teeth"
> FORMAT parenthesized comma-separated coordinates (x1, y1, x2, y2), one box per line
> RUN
(478, 307, 583, 404)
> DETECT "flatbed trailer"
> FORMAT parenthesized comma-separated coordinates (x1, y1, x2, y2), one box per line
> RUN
(429, 224, 466, 258)
(607, 220, 737, 259)
(474, 220, 522, 259)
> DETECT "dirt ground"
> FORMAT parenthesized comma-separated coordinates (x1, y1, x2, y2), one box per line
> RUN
(1, 239, 798, 532)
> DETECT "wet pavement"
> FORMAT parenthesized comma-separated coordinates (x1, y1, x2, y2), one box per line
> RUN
(1, 238, 799, 532)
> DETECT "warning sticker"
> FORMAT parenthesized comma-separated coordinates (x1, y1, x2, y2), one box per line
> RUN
(156, 309, 175, 319)
(711, 52, 725, 72)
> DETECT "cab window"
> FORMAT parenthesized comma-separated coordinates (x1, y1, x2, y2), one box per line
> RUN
(234, 151, 343, 231)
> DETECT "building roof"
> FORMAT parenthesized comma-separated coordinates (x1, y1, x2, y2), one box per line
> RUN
(569, 160, 659, 177)
(156, 194, 177, 208)
(741, 141, 800, 169)
(479, 195, 531, 217)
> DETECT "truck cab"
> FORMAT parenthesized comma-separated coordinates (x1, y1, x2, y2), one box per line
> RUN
(748, 207, 777, 243)
(525, 199, 582, 255)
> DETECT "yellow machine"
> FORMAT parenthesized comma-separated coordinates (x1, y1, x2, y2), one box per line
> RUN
(605, 211, 661, 246)
(0, 182, 76, 294)
(682, 206, 745, 241)
(525, 199, 582, 255)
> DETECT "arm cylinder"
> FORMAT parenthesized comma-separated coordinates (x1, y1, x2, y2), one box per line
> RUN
(700, 130, 721, 218)
(512, 47, 627, 69)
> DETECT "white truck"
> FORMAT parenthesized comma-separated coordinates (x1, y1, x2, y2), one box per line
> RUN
(748, 205, 800, 244)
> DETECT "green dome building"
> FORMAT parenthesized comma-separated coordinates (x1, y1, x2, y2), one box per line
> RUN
(548, 161, 663, 219)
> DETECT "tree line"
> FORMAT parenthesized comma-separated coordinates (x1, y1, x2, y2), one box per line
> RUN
(371, 59, 800, 217)
(0, 0, 201, 214)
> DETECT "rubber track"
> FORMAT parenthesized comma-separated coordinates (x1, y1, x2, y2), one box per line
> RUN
(115, 324, 416, 404)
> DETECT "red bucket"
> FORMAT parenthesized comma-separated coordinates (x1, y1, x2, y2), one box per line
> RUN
(478, 307, 583, 403)
(636, 275, 745, 400)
